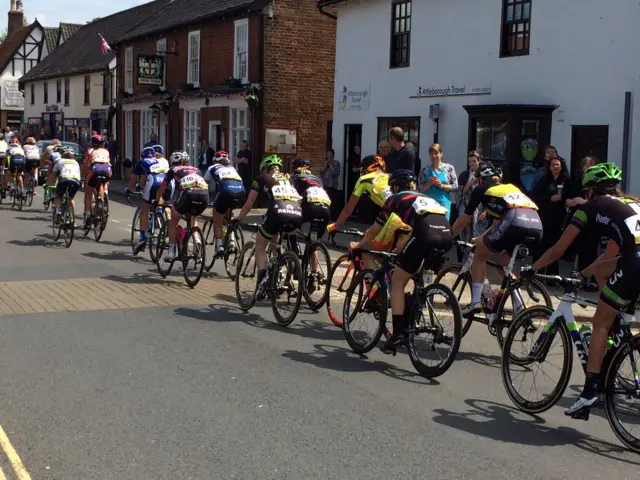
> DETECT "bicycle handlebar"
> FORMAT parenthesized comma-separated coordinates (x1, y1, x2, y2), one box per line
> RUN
(534, 273, 583, 290)
(456, 240, 475, 250)
(329, 228, 365, 247)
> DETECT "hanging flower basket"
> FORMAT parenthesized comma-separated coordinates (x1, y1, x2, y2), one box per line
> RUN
(245, 94, 259, 109)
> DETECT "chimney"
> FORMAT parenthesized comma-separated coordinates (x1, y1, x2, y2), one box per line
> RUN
(7, 0, 24, 38)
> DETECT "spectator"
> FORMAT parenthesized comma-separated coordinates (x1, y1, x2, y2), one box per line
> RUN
(235, 140, 252, 193)
(144, 133, 158, 148)
(419, 143, 457, 221)
(377, 140, 391, 161)
(108, 135, 118, 161)
(533, 145, 558, 185)
(385, 127, 415, 173)
(348, 144, 361, 196)
(531, 155, 571, 276)
(320, 148, 341, 219)
(3, 127, 13, 143)
(406, 142, 420, 178)
(455, 151, 489, 253)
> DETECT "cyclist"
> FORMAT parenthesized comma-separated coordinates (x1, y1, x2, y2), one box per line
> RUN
(82, 135, 111, 228)
(0, 135, 7, 198)
(451, 161, 542, 318)
(236, 154, 303, 292)
(351, 169, 452, 354)
(327, 154, 391, 270)
(155, 153, 208, 262)
(43, 139, 62, 201)
(153, 144, 170, 170)
(521, 162, 640, 418)
(166, 151, 187, 203)
(51, 146, 81, 225)
(203, 151, 246, 257)
(126, 146, 169, 252)
(23, 137, 40, 191)
(4, 137, 25, 198)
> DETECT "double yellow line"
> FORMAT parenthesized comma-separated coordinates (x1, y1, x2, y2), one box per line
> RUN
(0, 424, 32, 479)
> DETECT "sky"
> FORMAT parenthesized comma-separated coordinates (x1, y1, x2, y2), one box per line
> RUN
(1, 0, 150, 30)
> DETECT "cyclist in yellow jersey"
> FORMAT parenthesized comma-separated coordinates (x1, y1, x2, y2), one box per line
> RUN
(327, 155, 393, 269)
(451, 162, 543, 318)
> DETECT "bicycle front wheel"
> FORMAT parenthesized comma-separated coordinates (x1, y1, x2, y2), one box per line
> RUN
(182, 226, 206, 288)
(63, 204, 74, 248)
(271, 251, 303, 327)
(130, 207, 142, 255)
(434, 264, 474, 338)
(407, 283, 462, 378)
(301, 241, 331, 311)
(326, 254, 358, 328)
(235, 241, 257, 311)
(224, 223, 245, 280)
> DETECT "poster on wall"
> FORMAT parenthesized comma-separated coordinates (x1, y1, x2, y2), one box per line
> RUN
(265, 128, 297, 154)
(520, 138, 539, 192)
(337, 83, 370, 110)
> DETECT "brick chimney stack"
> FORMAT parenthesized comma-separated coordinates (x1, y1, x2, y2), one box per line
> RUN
(7, 0, 24, 39)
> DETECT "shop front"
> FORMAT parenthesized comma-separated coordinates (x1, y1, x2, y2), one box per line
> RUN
(42, 105, 63, 140)
(26, 117, 43, 138)
(62, 118, 91, 144)
(90, 109, 108, 135)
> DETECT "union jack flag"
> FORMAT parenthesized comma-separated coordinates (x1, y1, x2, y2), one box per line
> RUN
(99, 33, 112, 55)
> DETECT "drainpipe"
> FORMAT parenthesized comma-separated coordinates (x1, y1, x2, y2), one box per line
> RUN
(317, 2, 337, 20)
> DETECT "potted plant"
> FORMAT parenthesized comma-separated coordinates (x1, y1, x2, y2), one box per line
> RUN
(245, 94, 258, 109)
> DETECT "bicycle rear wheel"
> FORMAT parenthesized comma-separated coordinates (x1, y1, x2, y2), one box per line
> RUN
(235, 241, 257, 311)
(343, 269, 387, 354)
(156, 222, 175, 277)
(202, 219, 217, 272)
(148, 211, 164, 263)
(326, 254, 358, 328)
(301, 241, 331, 311)
(130, 207, 142, 255)
(434, 264, 474, 338)
(271, 251, 303, 327)
(92, 197, 105, 242)
(63, 203, 74, 248)
(181, 226, 206, 288)
(224, 223, 245, 280)
(52, 207, 62, 241)
(26, 179, 34, 207)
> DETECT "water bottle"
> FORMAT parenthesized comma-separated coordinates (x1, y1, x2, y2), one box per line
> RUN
(579, 324, 592, 350)
(482, 279, 496, 309)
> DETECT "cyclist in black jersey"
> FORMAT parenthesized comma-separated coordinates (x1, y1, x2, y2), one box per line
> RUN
(351, 169, 452, 354)
(236, 154, 303, 287)
(451, 162, 543, 318)
(523, 162, 640, 418)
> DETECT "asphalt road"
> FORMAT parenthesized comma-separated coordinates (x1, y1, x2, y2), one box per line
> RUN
(0, 190, 637, 479)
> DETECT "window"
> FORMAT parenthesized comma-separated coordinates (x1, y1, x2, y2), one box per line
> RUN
(64, 77, 70, 105)
(56, 79, 61, 103)
(125, 47, 133, 92)
(84, 75, 91, 105)
(229, 108, 251, 159)
(473, 119, 508, 168)
(184, 110, 201, 164)
(29, 84, 34, 105)
(500, 0, 532, 57)
(187, 31, 200, 87)
(125, 111, 133, 160)
(140, 110, 158, 152)
(102, 73, 112, 105)
(390, 1, 411, 68)
(377, 116, 420, 152)
(43, 82, 48, 104)
(156, 38, 167, 90)
(233, 19, 249, 83)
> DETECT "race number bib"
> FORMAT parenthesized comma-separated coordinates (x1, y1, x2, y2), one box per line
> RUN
(623, 202, 640, 244)
(149, 162, 167, 174)
(217, 167, 242, 181)
(504, 192, 537, 210)
(412, 195, 448, 215)
(180, 173, 207, 189)
(91, 149, 110, 164)
(272, 184, 301, 201)
(60, 161, 80, 180)
(306, 186, 331, 205)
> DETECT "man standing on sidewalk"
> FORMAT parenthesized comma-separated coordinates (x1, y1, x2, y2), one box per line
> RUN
(235, 140, 252, 193)
(385, 127, 415, 173)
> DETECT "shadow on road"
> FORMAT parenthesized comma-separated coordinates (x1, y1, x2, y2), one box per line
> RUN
(13, 215, 51, 222)
(103, 272, 191, 287)
(282, 343, 439, 385)
(6, 233, 66, 249)
(75, 236, 131, 248)
(246, 316, 346, 342)
(455, 349, 501, 369)
(83, 250, 151, 263)
(432, 398, 640, 464)
(174, 304, 261, 323)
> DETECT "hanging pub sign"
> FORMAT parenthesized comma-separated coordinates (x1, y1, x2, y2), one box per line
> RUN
(137, 55, 165, 85)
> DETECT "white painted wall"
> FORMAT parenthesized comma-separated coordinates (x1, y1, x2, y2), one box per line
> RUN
(1, 26, 44, 110)
(332, 0, 640, 191)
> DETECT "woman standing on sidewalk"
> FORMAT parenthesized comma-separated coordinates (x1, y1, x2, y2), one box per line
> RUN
(419, 143, 457, 221)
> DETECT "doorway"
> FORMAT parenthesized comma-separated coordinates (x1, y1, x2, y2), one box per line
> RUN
(343, 124, 362, 219)
(570, 125, 609, 182)
(208, 120, 222, 151)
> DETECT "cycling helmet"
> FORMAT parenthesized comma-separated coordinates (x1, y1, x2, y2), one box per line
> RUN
(582, 162, 622, 188)
(213, 150, 230, 164)
(58, 146, 75, 158)
(360, 155, 385, 174)
(91, 135, 104, 146)
(52, 139, 61, 146)
(292, 157, 310, 170)
(153, 144, 165, 156)
(476, 161, 498, 178)
(388, 169, 416, 190)
(9, 137, 19, 145)
(25, 137, 36, 145)
(141, 146, 156, 159)
(259, 154, 283, 172)
(170, 151, 184, 165)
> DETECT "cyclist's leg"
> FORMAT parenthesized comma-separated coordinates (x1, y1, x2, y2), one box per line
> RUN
(211, 192, 227, 254)
(257, 210, 281, 278)
(84, 168, 94, 215)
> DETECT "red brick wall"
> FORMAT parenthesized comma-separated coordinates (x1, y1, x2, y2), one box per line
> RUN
(262, 0, 336, 169)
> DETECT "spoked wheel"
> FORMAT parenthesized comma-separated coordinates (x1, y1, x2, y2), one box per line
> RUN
(43, 188, 51, 211)
(156, 222, 175, 278)
(301, 241, 331, 311)
(235, 241, 257, 311)
(271, 251, 303, 327)
(26, 181, 34, 207)
(130, 207, 142, 255)
(407, 283, 462, 378)
(202, 219, 217, 272)
(62, 204, 75, 248)
(224, 223, 244, 280)
(501, 306, 572, 414)
(93, 197, 106, 242)
(434, 264, 474, 338)
(604, 336, 640, 453)
(342, 270, 387, 354)
(326, 254, 359, 328)
(148, 211, 164, 263)
(181, 226, 206, 288)
(52, 208, 62, 241)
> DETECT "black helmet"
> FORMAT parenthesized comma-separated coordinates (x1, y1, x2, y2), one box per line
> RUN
(476, 161, 497, 178)
(292, 157, 310, 170)
(389, 169, 416, 190)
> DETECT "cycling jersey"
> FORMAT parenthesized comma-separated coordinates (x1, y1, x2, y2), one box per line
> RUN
(252, 173, 303, 239)
(23, 144, 40, 160)
(52, 158, 81, 181)
(465, 181, 538, 219)
(163, 165, 208, 191)
(0, 140, 7, 158)
(251, 173, 302, 206)
(90, 148, 110, 165)
(353, 171, 391, 207)
(204, 164, 244, 194)
(291, 173, 331, 206)
(135, 158, 168, 204)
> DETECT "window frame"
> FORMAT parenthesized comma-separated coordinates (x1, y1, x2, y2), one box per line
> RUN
(376, 116, 421, 153)
(156, 38, 167, 90)
(64, 77, 70, 105)
(389, 0, 412, 69)
(229, 107, 251, 159)
(187, 31, 201, 87)
(84, 75, 91, 105)
(140, 110, 158, 152)
(29, 83, 34, 105)
(233, 18, 249, 83)
(500, 0, 532, 57)
(183, 109, 201, 165)
(125, 111, 133, 161)
(102, 72, 112, 105)
(56, 79, 61, 103)
(43, 81, 48, 104)
(125, 47, 133, 92)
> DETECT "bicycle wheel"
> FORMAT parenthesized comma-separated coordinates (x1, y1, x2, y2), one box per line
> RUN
(271, 250, 303, 327)
(92, 198, 105, 242)
(326, 254, 359, 328)
(407, 283, 462, 378)
(202, 219, 217, 272)
(434, 264, 474, 337)
(26, 180, 34, 207)
(224, 223, 245, 280)
(343, 269, 387, 354)
(501, 306, 573, 414)
(156, 222, 175, 278)
(604, 335, 640, 453)
(52, 207, 62, 241)
(182, 226, 206, 288)
(301, 241, 331, 311)
(235, 241, 257, 311)
(494, 278, 552, 349)
(148, 211, 164, 263)
(130, 207, 142, 255)
(63, 203, 74, 248)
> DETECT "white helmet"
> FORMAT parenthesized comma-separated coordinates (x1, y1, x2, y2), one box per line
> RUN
(170, 150, 188, 165)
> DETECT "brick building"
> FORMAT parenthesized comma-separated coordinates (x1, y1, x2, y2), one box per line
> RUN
(111, 0, 336, 177)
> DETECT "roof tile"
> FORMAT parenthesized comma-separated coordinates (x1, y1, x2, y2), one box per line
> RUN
(43, 27, 58, 53)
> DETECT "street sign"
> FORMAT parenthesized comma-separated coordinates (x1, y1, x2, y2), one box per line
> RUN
(137, 55, 165, 85)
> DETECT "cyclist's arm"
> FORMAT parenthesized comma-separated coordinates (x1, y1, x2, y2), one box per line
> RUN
(581, 240, 620, 280)
(531, 224, 581, 272)
(237, 189, 258, 221)
(354, 222, 383, 250)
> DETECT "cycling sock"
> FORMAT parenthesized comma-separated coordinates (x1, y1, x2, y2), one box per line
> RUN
(471, 282, 483, 304)
(583, 371, 601, 397)
(392, 314, 406, 336)
(257, 268, 267, 284)
(216, 238, 224, 249)
(140, 230, 147, 241)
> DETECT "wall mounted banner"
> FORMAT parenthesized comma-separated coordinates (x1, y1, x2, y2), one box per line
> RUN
(410, 84, 492, 99)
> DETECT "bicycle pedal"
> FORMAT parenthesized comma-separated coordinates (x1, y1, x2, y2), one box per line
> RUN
(567, 409, 590, 421)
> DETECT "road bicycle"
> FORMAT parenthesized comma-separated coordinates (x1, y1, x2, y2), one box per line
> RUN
(127, 190, 170, 262)
(202, 210, 245, 280)
(501, 272, 640, 453)
(155, 211, 206, 288)
(24, 171, 36, 207)
(0, 165, 6, 204)
(9, 167, 24, 211)
(235, 223, 303, 327)
(83, 177, 110, 242)
(434, 240, 552, 348)
(342, 248, 462, 378)
(51, 187, 75, 248)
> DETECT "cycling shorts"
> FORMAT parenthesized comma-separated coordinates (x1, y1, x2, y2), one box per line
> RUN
(9, 158, 24, 173)
(142, 174, 165, 204)
(259, 202, 303, 239)
(174, 188, 209, 216)
(25, 159, 40, 173)
(484, 208, 542, 254)
(56, 179, 81, 198)
(302, 201, 330, 239)
(212, 189, 246, 214)
(600, 247, 640, 311)
(397, 214, 453, 274)
(88, 164, 111, 188)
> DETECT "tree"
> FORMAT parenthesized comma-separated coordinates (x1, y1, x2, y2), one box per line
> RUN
(0, 17, 29, 43)
(87, 17, 102, 24)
